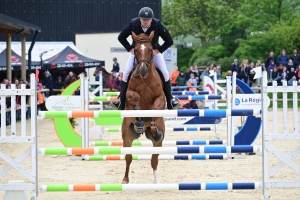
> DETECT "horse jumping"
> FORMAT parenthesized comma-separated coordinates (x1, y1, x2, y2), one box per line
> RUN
(121, 30, 165, 184)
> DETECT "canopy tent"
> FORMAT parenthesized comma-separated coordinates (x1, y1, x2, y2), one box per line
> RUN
(0, 49, 41, 71)
(43, 46, 105, 70)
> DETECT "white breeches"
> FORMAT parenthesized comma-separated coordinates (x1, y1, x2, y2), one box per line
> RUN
(122, 53, 170, 82)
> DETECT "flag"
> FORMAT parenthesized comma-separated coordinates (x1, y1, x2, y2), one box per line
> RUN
(35, 69, 39, 82)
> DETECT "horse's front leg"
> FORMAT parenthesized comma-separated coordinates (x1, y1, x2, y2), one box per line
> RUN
(126, 90, 145, 133)
(150, 95, 165, 142)
(122, 118, 134, 184)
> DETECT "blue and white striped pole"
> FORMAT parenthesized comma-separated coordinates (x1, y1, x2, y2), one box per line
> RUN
(175, 95, 226, 101)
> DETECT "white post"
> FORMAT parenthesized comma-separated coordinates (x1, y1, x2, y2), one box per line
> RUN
(226, 76, 232, 157)
(84, 78, 89, 148)
(10, 84, 16, 137)
(80, 74, 85, 148)
(1, 84, 7, 137)
(230, 72, 237, 158)
(99, 70, 103, 110)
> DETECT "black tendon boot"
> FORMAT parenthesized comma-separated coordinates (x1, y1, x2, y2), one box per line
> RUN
(163, 80, 180, 110)
(111, 81, 128, 110)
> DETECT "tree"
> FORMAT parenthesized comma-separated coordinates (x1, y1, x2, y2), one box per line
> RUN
(162, 0, 236, 44)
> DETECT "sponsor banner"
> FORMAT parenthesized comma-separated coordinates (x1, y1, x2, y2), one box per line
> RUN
(235, 94, 269, 109)
(164, 117, 191, 124)
(46, 96, 81, 111)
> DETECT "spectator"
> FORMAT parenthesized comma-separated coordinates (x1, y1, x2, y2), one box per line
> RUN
(230, 59, 240, 73)
(170, 66, 179, 86)
(287, 67, 297, 86)
(109, 72, 120, 91)
(297, 70, 300, 85)
(64, 71, 77, 88)
(237, 59, 249, 84)
(116, 72, 123, 88)
(111, 57, 120, 75)
(268, 60, 276, 73)
(248, 62, 256, 87)
(265, 51, 275, 68)
(277, 64, 284, 74)
(193, 65, 202, 84)
(280, 67, 288, 84)
(255, 60, 265, 87)
(269, 67, 281, 85)
(53, 76, 64, 89)
(227, 70, 233, 76)
(200, 66, 210, 81)
(277, 49, 289, 67)
(188, 73, 197, 86)
(185, 66, 197, 81)
(287, 59, 294, 72)
(42, 71, 53, 91)
(176, 70, 186, 87)
(290, 49, 300, 68)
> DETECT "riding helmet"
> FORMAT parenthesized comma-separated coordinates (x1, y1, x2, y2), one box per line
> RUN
(138, 7, 154, 20)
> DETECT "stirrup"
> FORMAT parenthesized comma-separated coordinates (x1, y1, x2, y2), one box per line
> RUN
(110, 97, 121, 110)
(167, 97, 180, 110)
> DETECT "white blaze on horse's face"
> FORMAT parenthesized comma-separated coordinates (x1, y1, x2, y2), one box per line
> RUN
(140, 44, 146, 52)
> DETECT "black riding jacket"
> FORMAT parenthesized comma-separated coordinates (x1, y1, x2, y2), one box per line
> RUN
(118, 17, 173, 53)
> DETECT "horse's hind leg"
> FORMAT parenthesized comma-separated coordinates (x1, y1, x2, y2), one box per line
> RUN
(151, 140, 162, 183)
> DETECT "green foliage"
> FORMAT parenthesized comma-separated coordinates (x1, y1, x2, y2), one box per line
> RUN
(163, 0, 300, 68)
(177, 48, 195, 70)
(69, 118, 78, 128)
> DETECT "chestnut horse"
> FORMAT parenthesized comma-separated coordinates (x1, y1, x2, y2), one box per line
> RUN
(121, 30, 165, 184)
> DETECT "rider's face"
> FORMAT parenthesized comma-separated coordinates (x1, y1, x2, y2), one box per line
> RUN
(140, 18, 152, 28)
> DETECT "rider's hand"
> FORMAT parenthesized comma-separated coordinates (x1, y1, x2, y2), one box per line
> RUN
(153, 49, 159, 56)
(130, 48, 134, 55)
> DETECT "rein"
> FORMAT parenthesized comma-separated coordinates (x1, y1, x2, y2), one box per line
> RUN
(132, 39, 154, 78)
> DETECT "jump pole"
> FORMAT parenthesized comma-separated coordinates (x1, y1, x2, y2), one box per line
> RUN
(102, 91, 212, 96)
(39, 145, 262, 155)
(40, 182, 262, 192)
(90, 140, 227, 147)
(38, 109, 261, 118)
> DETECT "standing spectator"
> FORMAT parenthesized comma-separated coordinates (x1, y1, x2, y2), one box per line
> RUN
(170, 66, 179, 86)
(193, 65, 202, 85)
(111, 57, 120, 75)
(109, 72, 120, 91)
(42, 71, 53, 91)
(248, 62, 256, 87)
(290, 49, 300, 68)
(277, 49, 289, 67)
(188, 73, 197, 86)
(265, 51, 275, 68)
(185, 66, 197, 81)
(237, 59, 249, 84)
(230, 59, 240, 73)
(255, 60, 265, 87)
(53, 76, 64, 89)
(176, 70, 186, 87)
(64, 71, 77, 88)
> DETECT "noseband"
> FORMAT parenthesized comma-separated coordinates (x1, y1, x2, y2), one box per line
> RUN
(133, 40, 153, 77)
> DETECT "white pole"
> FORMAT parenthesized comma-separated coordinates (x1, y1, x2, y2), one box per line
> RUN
(226, 75, 232, 158)
(84, 78, 89, 148)
(99, 71, 103, 110)
(230, 72, 237, 158)
(80, 74, 85, 147)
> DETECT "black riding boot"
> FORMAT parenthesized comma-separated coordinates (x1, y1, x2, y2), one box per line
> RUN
(163, 80, 180, 110)
(111, 81, 128, 110)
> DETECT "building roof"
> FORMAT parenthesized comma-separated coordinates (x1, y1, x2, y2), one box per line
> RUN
(0, 13, 41, 35)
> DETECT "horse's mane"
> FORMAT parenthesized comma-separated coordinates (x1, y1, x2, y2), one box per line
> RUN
(134, 33, 151, 42)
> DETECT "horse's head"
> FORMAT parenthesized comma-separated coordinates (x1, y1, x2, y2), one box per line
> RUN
(131, 30, 154, 78)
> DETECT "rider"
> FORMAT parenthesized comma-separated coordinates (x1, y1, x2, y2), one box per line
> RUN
(111, 7, 180, 110)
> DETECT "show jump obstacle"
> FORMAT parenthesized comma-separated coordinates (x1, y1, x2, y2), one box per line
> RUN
(2, 72, 299, 199)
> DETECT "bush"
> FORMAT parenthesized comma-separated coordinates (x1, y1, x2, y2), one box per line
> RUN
(191, 56, 216, 67)
(217, 56, 235, 72)
(177, 48, 195, 70)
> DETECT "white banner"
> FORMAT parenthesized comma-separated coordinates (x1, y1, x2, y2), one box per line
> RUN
(203, 76, 215, 108)
(235, 94, 270, 109)
(46, 96, 81, 111)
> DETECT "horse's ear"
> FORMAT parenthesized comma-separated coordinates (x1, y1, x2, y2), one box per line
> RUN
(149, 30, 155, 41)
(131, 31, 138, 42)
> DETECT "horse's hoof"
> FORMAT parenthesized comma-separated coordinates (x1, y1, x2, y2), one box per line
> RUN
(152, 130, 163, 142)
(134, 120, 145, 133)
(122, 178, 129, 184)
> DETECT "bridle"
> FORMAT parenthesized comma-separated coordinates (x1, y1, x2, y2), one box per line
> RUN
(133, 40, 153, 77)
